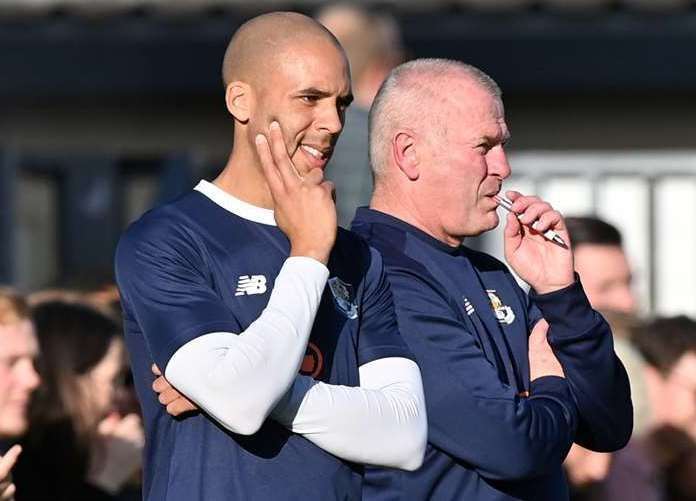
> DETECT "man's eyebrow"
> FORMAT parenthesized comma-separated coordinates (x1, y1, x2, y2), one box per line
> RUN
(296, 87, 331, 97)
(480, 131, 511, 145)
(296, 88, 354, 106)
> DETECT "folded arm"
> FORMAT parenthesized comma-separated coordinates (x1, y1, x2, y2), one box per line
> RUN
(163, 257, 329, 435)
(531, 278, 633, 451)
(387, 268, 579, 481)
(272, 357, 427, 471)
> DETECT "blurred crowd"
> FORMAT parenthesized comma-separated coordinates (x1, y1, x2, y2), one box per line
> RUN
(0, 284, 143, 501)
(1, 3, 695, 501)
(561, 216, 696, 501)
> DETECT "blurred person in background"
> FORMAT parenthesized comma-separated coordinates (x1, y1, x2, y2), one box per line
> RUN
(0, 290, 40, 501)
(563, 216, 647, 501)
(565, 216, 636, 314)
(27, 282, 139, 420)
(27, 267, 122, 319)
(13, 300, 143, 501)
(603, 316, 696, 501)
(317, 3, 404, 226)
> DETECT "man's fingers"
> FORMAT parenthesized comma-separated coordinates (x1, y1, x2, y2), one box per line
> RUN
(503, 211, 521, 238)
(268, 122, 301, 185)
(0, 482, 16, 500)
(517, 201, 552, 226)
(151, 364, 161, 376)
(167, 398, 197, 417)
(303, 167, 324, 186)
(506, 192, 540, 212)
(255, 133, 284, 195)
(506, 193, 565, 237)
(533, 210, 563, 234)
(152, 375, 169, 393)
(530, 318, 549, 340)
(158, 387, 181, 406)
(0, 445, 21, 478)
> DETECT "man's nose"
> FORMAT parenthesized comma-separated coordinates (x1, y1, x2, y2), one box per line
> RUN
(318, 104, 343, 136)
(612, 287, 637, 314)
(488, 146, 511, 179)
(18, 358, 41, 391)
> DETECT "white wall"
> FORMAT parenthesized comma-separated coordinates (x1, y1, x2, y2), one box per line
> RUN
(482, 151, 696, 316)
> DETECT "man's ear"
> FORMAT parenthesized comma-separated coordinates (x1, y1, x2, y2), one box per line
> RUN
(225, 81, 251, 123)
(393, 131, 419, 181)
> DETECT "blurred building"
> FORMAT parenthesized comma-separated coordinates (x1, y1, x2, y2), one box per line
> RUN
(2, 0, 696, 315)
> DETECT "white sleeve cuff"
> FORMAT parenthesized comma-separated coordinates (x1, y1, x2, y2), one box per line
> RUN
(272, 357, 427, 471)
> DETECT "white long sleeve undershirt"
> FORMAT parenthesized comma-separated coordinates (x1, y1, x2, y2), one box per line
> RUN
(165, 256, 328, 435)
(164, 257, 427, 470)
(272, 357, 427, 471)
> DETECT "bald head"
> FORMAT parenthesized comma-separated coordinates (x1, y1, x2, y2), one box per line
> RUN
(222, 12, 343, 87)
(317, 4, 403, 84)
(369, 58, 501, 179)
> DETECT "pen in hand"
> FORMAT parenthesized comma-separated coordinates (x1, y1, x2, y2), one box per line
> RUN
(494, 195, 568, 248)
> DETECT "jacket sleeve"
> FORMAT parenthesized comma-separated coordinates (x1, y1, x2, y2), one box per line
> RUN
(531, 277, 633, 452)
(387, 266, 578, 481)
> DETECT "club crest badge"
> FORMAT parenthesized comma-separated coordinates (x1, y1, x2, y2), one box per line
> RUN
(486, 289, 515, 325)
(328, 277, 358, 320)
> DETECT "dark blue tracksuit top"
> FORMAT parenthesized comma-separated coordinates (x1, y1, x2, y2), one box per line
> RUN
(352, 208, 633, 501)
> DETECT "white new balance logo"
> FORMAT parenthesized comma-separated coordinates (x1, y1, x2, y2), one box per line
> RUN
(235, 275, 267, 296)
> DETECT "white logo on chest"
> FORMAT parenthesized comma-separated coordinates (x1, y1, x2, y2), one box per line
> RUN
(463, 297, 475, 316)
(486, 289, 516, 325)
(328, 277, 358, 319)
(235, 275, 267, 296)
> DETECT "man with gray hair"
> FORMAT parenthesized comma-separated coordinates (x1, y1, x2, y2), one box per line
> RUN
(352, 59, 633, 500)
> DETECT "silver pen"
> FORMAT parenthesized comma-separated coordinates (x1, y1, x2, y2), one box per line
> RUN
(494, 195, 567, 248)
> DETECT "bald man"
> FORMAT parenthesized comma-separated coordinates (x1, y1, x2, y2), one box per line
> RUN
(115, 12, 426, 501)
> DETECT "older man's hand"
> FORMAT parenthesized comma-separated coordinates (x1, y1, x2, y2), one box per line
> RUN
(503, 191, 575, 294)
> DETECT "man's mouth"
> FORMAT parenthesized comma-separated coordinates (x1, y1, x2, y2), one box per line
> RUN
(300, 144, 329, 160)
(299, 144, 332, 169)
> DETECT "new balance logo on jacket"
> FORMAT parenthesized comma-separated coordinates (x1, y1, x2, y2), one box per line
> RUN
(235, 275, 267, 296)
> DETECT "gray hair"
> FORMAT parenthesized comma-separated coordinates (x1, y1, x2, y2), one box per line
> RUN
(368, 58, 501, 179)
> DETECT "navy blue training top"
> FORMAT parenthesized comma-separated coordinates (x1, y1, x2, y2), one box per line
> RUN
(114, 184, 413, 501)
(352, 207, 632, 501)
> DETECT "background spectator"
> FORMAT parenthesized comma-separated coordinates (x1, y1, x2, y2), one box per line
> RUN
(0, 289, 40, 501)
(604, 316, 696, 501)
(0, 290, 40, 442)
(565, 216, 636, 314)
(317, 3, 404, 226)
(563, 216, 648, 500)
(14, 300, 143, 501)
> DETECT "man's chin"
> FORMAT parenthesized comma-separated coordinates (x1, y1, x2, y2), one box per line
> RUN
(0, 416, 29, 438)
(481, 211, 500, 233)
